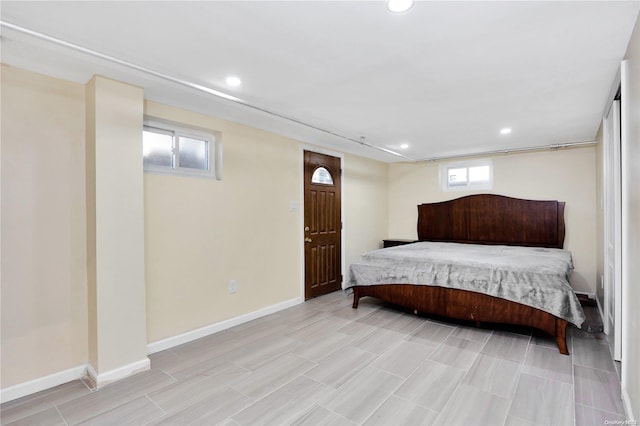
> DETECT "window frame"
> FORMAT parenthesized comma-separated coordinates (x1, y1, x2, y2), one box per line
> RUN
(440, 159, 493, 192)
(311, 166, 335, 185)
(143, 118, 220, 179)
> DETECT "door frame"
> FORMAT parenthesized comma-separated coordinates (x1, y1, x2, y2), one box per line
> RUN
(619, 59, 631, 388)
(299, 146, 345, 300)
(603, 98, 622, 361)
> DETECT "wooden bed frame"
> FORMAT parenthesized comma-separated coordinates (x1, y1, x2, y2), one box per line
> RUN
(352, 194, 571, 354)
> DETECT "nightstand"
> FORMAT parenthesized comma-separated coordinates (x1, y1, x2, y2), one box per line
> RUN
(383, 239, 418, 248)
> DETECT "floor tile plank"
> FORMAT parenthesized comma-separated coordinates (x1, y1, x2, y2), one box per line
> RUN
(291, 331, 353, 362)
(572, 335, 617, 372)
(57, 369, 175, 425)
(371, 341, 437, 378)
(363, 395, 438, 426)
(3, 407, 66, 426)
(394, 359, 465, 412)
(320, 367, 404, 424)
(231, 376, 333, 426)
(148, 386, 250, 426)
(575, 403, 627, 425)
(287, 405, 356, 426)
(1, 291, 627, 426)
(521, 344, 573, 384)
(428, 335, 483, 370)
(408, 321, 456, 346)
(75, 396, 164, 426)
(462, 354, 521, 398)
(481, 331, 530, 363)
(434, 384, 510, 426)
(147, 363, 249, 413)
(304, 345, 376, 389)
(229, 353, 316, 400)
(0, 381, 90, 425)
(574, 365, 626, 415)
(508, 373, 574, 426)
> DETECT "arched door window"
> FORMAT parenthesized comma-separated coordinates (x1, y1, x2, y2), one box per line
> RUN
(311, 167, 334, 185)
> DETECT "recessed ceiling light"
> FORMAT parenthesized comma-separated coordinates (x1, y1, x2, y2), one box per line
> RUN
(400, 143, 409, 149)
(387, 0, 414, 13)
(500, 128, 512, 135)
(225, 76, 242, 87)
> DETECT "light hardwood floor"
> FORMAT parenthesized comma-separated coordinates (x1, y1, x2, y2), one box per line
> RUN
(1, 291, 627, 425)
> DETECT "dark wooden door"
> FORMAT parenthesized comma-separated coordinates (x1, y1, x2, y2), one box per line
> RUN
(304, 151, 342, 300)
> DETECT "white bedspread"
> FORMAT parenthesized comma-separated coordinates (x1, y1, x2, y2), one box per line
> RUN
(347, 242, 585, 327)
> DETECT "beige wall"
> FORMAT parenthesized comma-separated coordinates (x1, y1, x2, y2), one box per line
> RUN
(388, 146, 597, 294)
(1, 65, 88, 387)
(143, 102, 390, 343)
(620, 12, 640, 420)
(0, 65, 390, 391)
(343, 153, 389, 270)
(143, 101, 301, 342)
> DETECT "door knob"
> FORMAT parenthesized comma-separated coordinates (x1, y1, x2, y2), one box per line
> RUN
(305, 237, 312, 243)
(304, 226, 310, 231)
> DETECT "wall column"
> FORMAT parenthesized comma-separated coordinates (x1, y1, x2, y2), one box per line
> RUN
(85, 76, 148, 387)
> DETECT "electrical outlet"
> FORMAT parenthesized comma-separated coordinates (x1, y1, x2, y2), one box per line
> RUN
(229, 280, 237, 294)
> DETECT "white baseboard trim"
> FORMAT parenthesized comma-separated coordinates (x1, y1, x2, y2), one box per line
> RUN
(596, 296, 606, 326)
(1, 298, 303, 403)
(0, 364, 88, 404)
(87, 358, 150, 389)
(622, 387, 636, 422)
(147, 297, 303, 354)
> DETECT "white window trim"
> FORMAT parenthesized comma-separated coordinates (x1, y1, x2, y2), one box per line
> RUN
(143, 117, 222, 180)
(440, 159, 493, 192)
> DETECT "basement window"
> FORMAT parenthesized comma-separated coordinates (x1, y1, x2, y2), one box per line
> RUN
(440, 160, 493, 191)
(143, 119, 221, 179)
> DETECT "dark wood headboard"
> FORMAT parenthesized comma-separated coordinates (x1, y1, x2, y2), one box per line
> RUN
(417, 194, 566, 249)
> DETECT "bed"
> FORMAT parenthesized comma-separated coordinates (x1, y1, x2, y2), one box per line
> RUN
(347, 194, 585, 355)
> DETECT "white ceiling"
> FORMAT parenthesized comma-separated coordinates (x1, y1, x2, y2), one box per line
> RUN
(2, 1, 639, 162)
